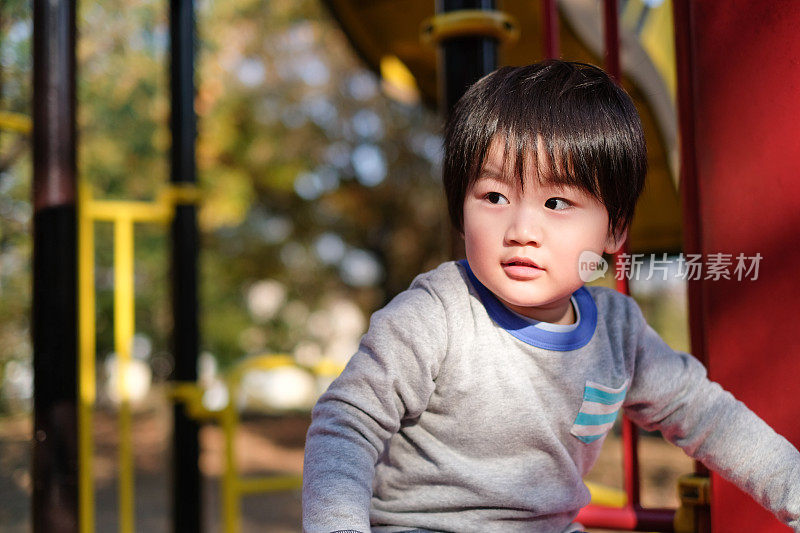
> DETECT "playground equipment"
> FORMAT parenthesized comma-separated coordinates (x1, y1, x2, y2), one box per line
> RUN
(172, 354, 343, 533)
(26, 0, 800, 531)
(76, 180, 201, 533)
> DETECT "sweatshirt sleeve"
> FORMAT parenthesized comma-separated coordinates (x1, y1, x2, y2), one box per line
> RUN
(301, 279, 447, 533)
(623, 305, 800, 531)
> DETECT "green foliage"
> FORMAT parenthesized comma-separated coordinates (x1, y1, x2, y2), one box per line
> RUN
(0, 0, 448, 410)
(1, 2, 33, 413)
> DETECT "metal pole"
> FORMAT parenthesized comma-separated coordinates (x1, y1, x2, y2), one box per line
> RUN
(438, 0, 499, 259)
(672, 0, 710, 530)
(602, 0, 643, 511)
(541, 0, 560, 59)
(603, 0, 621, 82)
(438, 0, 499, 116)
(169, 0, 202, 531)
(31, 0, 78, 531)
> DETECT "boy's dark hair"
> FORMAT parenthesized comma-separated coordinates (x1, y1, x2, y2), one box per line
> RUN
(443, 59, 647, 236)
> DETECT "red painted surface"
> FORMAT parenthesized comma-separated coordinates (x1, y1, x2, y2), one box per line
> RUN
(576, 505, 674, 531)
(676, 1, 800, 530)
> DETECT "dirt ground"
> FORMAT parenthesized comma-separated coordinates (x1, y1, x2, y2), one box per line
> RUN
(0, 389, 691, 532)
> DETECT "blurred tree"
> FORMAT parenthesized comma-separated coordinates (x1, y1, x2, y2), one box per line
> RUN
(0, 0, 448, 409)
(0, 0, 33, 413)
(194, 0, 448, 365)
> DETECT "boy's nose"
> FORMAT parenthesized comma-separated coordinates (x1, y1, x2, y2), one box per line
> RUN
(504, 209, 543, 247)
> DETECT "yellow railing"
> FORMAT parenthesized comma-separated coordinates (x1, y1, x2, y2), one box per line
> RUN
(173, 354, 344, 533)
(77, 180, 199, 533)
(0, 111, 32, 134)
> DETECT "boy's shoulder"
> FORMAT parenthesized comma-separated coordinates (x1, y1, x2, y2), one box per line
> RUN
(408, 260, 469, 294)
(370, 261, 468, 331)
(584, 284, 645, 327)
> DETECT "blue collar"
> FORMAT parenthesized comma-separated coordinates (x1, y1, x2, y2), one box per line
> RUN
(459, 259, 597, 351)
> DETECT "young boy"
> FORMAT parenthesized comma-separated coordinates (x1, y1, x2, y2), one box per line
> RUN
(301, 60, 800, 532)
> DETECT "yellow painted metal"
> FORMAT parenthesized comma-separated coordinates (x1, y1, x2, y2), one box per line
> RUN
(0, 111, 32, 134)
(379, 55, 421, 105)
(164, 182, 204, 205)
(640, 0, 677, 102)
(222, 354, 316, 533)
(172, 354, 345, 533)
(310, 357, 346, 379)
(236, 475, 303, 494)
(585, 480, 628, 508)
(674, 473, 710, 533)
(114, 218, 135, 533)
(77, 180, 203, 533)
(78, 181, 97, 533)
(420, 10, 520, 46)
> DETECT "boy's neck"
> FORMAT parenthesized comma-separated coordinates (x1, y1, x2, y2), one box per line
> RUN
(504, 297, 576, 325)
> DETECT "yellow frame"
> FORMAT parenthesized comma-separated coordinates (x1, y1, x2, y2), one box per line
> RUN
(78, 180, 199, 533)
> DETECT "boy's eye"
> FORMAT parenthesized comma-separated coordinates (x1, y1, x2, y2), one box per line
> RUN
(484, 192, 509, 205)
(544, 197, 571, 210)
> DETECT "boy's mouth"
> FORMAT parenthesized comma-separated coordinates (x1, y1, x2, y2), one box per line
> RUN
(502, 257, 544, 279)
(502, 257, 542, 268)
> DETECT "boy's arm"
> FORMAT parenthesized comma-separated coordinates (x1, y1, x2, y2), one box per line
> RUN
(624, 317, 800, 530)
(302, 283, 446, 533)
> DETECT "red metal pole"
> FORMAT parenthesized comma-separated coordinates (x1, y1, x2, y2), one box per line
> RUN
(540, 0, 559, 59)
(621, 417, 641, 507)
(671, 0, 710, 531)
(603, 0, 643, 512)
(577, 505, 675, 532)
(603, 0, 621, 82)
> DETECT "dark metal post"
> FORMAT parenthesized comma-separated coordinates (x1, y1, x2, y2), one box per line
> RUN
(170, 1, 201, 531)
(438, 0, 499, 115)
(31, 0, 78, 531)
(437, 0, 499, 258)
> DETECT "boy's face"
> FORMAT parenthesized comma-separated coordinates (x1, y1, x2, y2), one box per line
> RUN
(463, 136, 624, 324)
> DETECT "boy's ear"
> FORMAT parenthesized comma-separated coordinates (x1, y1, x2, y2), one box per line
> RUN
(604, 227, 628, 255)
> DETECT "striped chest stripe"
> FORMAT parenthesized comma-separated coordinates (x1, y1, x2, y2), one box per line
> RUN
(570, 379, 629, 444)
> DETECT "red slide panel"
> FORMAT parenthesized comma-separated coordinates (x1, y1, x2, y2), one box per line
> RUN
(674, 1, 800, 531)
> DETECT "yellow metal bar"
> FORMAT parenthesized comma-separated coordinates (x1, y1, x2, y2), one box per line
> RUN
(84, 184, 201, 223)
(0, 111, 32, 134)
(163, 183, 203, 205)
(420, 10, 520, 46)
(171, 381, 218, 420)
(222, 407, 240, 533)
(226, 354, 296, 389)
(78, 181, 96, 533)
(173, 355, 324, 533)
(76, 180, 201, 532)
(674, 473, 710, 533)
(640, 0, 677, 101)
(310, 357, 345, 378)
(114, 218, 135, 533)
(236, 475, 303, 494)
(88, 199, 172, 223)
(585, 480, 628, 508)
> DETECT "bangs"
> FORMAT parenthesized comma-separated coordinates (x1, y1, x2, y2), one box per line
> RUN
(471, 130, 598, 197)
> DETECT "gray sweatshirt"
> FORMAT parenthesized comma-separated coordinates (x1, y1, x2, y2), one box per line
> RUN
(302, 261, 800, 532)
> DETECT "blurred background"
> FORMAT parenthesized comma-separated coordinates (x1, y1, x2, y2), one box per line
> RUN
(1, 0, 693, 531)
